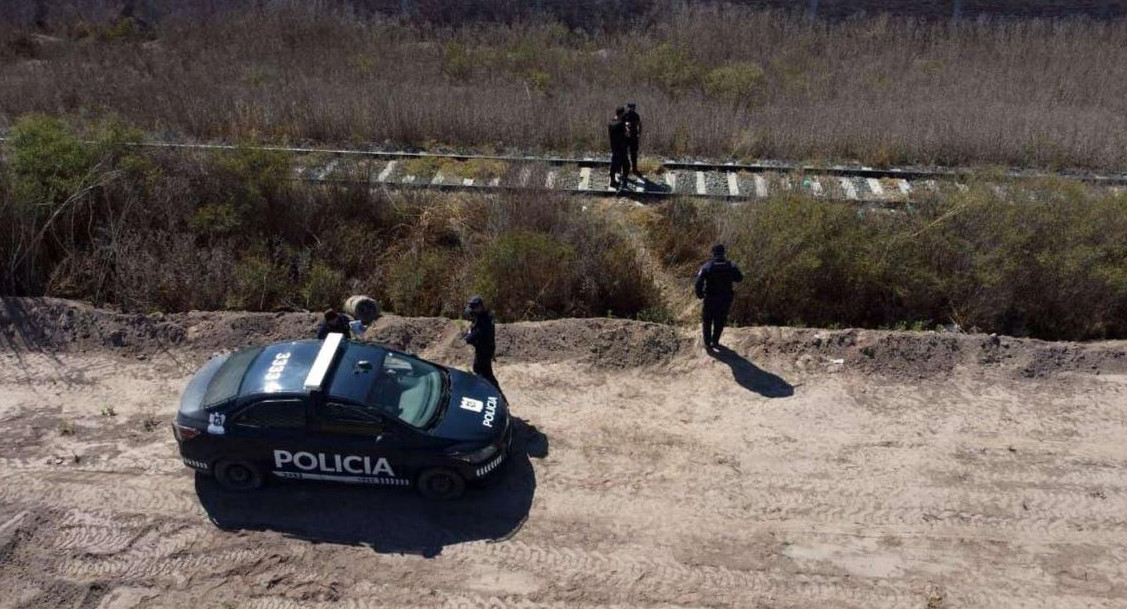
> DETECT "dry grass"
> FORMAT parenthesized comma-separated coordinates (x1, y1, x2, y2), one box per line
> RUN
(647, 184, 1127, 340)
(1, 4, 1126, 170)
(0, 116, 661, 321)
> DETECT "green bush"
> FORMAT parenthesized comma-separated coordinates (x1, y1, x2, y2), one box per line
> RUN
(188, 202, 242, 236)
(661, 184, 1127, 339)
(385, 248, 465, 318)
(302, 263, 347, 311)
(703, 62, 766, 104)
(588, 240, 661, 319)
(472, 230, 578, 320)
(226, 256, 289, 311)
(7, 114, 95, 212)
(638, 43, 701, 95)
(646, 198, 721, 268)
(208, 146, 292, 234)
(722, 193, 903, 328)
(442, 42, 473, 80)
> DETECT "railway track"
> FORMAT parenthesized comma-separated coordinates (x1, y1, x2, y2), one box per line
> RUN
(6, 139, 1127, 203)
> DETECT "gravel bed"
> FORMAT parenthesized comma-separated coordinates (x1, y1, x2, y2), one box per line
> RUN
(551, 164, 581, 190)
(366, 160, 391, 182)
(703, 171, 727, 196)
(735, 172, 763, 198)
(663, 170, 692, 195)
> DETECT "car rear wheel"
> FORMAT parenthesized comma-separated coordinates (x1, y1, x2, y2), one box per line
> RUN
(214, 460, 264, 491)
(416, 468, 466, 500)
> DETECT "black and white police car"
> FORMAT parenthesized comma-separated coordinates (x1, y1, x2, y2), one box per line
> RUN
(173, 333, 511, 500)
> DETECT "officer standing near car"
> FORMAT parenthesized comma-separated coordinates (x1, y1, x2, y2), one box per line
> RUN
(694, 244, 743, 350)
(464, 296, 502, 393)
(623, 102, 642, 179)
(608, 106, 629, 189)
(316, 308, 353, 340)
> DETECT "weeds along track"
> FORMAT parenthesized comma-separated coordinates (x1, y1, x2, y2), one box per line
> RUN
(7, 138, 1126, 204)
(161, 142, 1127, 204)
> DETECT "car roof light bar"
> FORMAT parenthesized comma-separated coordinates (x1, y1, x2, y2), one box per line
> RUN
(304, 332, 344, 391)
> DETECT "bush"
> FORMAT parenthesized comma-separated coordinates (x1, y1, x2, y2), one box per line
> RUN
(385, 248, 465, 318)
(226, 256, 290, 311)
(721, 193, 903, 328)
(638, 43, 701, 95)
(472, 230, 578, 320)
(7, 114, 95, 212)
(703, 62, 766, 104)
(210, 146, 292, 230)
(659, 185, 1127, 340)
(441, 159, 509, 181)
(302, 263, 347, 311)
(646, 198, 721, 268)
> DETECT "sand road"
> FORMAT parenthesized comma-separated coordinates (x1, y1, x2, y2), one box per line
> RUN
(1, 299, 1126, 608)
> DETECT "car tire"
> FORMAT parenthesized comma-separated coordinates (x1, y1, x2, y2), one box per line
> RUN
(214, 460, 264, 491)
(416, 468, 466, 500)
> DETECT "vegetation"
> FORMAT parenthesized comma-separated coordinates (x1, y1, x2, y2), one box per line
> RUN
(2, 4, 1127, 170)
(3, 4, 1126, 340)
(0, 117, 660, 322)
(646, 187, 1127, 340)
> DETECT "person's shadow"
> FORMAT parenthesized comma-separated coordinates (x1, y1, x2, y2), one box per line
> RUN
(708, 346, 794, 398)
(630, 176, 672, 194)
(196, 419, 547, 558)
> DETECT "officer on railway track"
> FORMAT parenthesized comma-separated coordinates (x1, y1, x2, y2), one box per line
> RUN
(694, 244, 743, 351)
(465, 296, 503, 394)
(608, 106, 629, 189)
(623, 102, 642, 179)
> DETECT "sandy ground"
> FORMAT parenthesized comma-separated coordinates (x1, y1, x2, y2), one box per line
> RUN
(2, 299, 1127, 609)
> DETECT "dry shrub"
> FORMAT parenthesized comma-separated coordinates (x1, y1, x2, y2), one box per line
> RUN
(702, 61, 766, 104)
(4, 5, 1126, 169)
(657, 186, 1127, 339)
(441, 159, 509, 181)
(645, 198, 721, 269)
(384, 248, 466, 318)
(472, 230, 578, 320)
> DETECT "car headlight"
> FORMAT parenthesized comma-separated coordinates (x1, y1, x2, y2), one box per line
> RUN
(449, 443, 499, 462)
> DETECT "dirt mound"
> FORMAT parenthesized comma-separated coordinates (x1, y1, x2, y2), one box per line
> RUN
(0, 297, 188, 354)
(2, 298, 1125, 379)
(499, 318, 681, 369)
(708, 325, 1127, 380)
(0, 299, 683, 371)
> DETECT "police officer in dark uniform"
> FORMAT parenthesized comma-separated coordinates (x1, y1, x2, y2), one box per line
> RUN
(464, 296, 502, 392)
(623, 102, 642, 178)
(316, 309, 353, 339)
(694, 244, 744, 350)
(608, 106, 629, 189)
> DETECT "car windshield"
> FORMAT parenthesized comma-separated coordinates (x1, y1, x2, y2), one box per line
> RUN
(327, 343, 446, 428)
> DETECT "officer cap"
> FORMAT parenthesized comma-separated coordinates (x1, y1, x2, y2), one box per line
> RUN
(711, 243, 726, 257)
(467, 295, 485, 307)
(627, 102, 636, 109)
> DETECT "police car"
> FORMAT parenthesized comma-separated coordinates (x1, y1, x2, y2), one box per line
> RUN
(173, 333, 511, 500)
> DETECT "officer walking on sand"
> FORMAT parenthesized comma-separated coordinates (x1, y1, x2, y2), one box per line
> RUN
(623, 102, 642, 179)
(608, 106, 629, 189)
(694, 244, 744, 351)
(464, 296, 502, 393)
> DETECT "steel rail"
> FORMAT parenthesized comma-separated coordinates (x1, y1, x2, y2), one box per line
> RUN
(3, 137, 1126, 186)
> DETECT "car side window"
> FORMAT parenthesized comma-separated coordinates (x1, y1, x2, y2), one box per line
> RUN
(324, 402, 385, 427)
(232, 399, 306, 429)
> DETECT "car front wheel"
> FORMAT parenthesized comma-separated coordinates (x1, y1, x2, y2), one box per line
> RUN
(214, 460, 264, 491)
(416, 468, 466, 500)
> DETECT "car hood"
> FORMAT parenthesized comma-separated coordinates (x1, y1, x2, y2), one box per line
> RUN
(428, 368, 508, 444)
